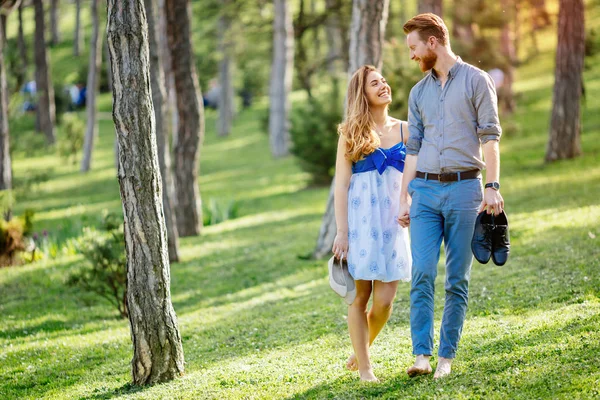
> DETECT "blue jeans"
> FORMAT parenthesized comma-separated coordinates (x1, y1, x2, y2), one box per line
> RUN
(408, 177, 482, 359)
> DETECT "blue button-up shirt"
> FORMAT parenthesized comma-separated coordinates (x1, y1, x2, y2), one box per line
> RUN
(406, 57, 502, 173)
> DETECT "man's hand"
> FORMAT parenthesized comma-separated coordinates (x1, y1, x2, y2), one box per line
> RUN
(397, 199, 411, 228)
(479, 188, 504, 215)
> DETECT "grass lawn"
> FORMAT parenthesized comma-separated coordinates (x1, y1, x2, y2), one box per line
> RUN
(1, 2, 599, 399)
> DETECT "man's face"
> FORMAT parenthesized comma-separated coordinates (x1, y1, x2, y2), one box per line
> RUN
(406, 31, 437, 72)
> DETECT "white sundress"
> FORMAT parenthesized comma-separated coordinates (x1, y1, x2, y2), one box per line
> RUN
(346, 140, 412, 282)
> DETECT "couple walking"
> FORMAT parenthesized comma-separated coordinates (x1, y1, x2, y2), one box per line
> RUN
(331, 14, 505, 382)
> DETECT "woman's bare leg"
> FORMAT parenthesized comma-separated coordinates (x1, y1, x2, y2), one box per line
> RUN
(347, 280, 378, 381)
(347, 280, 399, 372)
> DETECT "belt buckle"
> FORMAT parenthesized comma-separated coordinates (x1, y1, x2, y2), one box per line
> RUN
(438, 172, 452, 182)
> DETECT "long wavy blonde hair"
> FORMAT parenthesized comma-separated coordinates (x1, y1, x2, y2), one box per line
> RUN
(338, 65, 384, 163)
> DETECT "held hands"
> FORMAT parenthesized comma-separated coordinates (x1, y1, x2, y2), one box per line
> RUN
(479, 188, 504, 215)
(332, 231, 349, 260)
(397, 198, 411, 228)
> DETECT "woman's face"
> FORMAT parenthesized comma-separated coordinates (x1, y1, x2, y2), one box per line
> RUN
(364, 70, 392, 107)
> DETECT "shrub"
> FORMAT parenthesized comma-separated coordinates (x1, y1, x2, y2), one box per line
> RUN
(203, 198, 239, 226)
(289, 78, 342, 186)
(57, 114, 85, 165)
(68, 212, 128, 318)
(0, 210, 35, 267)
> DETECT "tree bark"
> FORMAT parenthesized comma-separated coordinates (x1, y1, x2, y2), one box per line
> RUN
(217, 7, 234, 137)
(313, 0, 389, 259)
(325, 0, 341, 74)
(74, 0, 83, 56)
(50, 0, 60, 45)
(104, 38, 112, 92)
(0, 15, 6, 47)
(158, 0, 178, 143)
(17, 1, 27, 72)
(107, 0, 185, 385)
(418, 0, 442, 17)
(0, 13, 12, 193)
(452, 0, 475, 50)
(545, 0, 584, 162)
(268, 0, 294, 158)
(33, 0, 56, 144)
(348, 0, 389, 73)
(81, 0, 102, 172)
(144, 0, 179, 262)
(166, 0, 203, 237)
(499, 0, 516, 114)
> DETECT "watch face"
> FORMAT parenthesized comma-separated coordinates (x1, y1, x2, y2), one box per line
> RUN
(486, 182, 500, 190)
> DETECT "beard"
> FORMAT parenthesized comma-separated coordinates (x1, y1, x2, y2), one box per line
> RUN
(417, 50, 437, 72)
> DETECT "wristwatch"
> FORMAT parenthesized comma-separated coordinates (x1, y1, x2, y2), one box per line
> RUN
(485, 182, 500, 191)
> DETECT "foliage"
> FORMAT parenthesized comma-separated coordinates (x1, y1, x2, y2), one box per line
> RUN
(0, 210, 35, 267)
(12, 168, 55, 195)
(68, 212, 127, 318)
(53, 84, 70, 125)
(203, 198, 239, 226)
(57, 113, 85, 165)
(76, 61, 112, 94)
(384, 39, 424, 119)
(585, 28, 600, 59)
(289, 78, 342, 185)
(1, 2, 599, 399)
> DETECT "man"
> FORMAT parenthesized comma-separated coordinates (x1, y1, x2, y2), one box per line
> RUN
(397, 13, 504, 379)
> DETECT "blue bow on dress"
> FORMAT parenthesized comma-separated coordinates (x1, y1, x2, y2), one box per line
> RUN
(352, 142, 406, 175)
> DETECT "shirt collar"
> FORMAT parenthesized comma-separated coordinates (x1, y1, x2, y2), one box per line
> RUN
(430, 56, 463, 81)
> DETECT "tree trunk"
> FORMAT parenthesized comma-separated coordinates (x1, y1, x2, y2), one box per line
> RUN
(452, 0, 475, 50)
(268, 0, 294, 158)
(107, 0, 185, 385)
(325, 0, 341, 74)
(166, 0, 203, 237)
(144, 0, 179, 262)
(418, 0, 442, 17)
(0, 15, 6, 47)
(34, 0, 56, 144)
(217, 7, 234, 137)
(348, 0, 389, 73)
(50, 0, 60, 45)
(17, 1, 27, 79)
(74, 0, 83, 56)
(545, 0, 584, 162)
(81, 0, 102, 172)
(104, 38, 112, 92)
(0, 14, 12, 194)
(313, 0, 389, 259)
(499, 0, 516, 115)
(158, 0, 178, 144)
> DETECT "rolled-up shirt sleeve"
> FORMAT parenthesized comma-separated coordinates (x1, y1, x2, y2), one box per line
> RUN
(406, 86, 424, 155)
(474, 71, 502, 144)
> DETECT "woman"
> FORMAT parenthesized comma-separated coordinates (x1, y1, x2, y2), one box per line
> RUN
(332, 65, 412, 382)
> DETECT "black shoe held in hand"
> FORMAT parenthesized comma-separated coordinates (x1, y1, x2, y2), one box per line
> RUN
(471, 211, 510, 266)
(471, 211, 494, 264)
(491, 211, 510, 266)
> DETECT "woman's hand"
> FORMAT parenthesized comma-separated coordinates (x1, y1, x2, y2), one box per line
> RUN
(332, 231, 349, 260)
(397, 198, 411, 228)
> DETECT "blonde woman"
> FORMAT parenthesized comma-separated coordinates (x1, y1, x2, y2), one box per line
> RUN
(332, 65, 412, 382)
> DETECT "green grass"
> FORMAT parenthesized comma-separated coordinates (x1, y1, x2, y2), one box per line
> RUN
(1, 2, 600, 400)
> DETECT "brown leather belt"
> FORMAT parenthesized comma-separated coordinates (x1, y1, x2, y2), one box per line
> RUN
(415, 169, 480, 182)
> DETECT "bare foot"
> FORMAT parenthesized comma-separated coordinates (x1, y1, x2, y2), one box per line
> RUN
(359, 368, 379, 382)
(434, 357, 452, 379)
(346, 354, 358, 371)
(406, 355, 432, 378)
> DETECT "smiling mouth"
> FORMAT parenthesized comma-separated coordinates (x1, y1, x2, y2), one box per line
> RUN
(378, 91, 390, 97)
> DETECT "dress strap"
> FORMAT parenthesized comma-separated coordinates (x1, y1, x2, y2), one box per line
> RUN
(400, 122, 404, 143)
